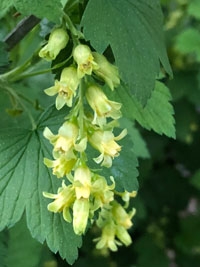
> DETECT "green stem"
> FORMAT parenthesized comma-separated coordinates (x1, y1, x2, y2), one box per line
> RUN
(0, 48, 41, 83)
(63, 12, 83, 44)
(78, 79, 85, 139)
(14, 55, 73, 81)
(77, 79, 87, 162)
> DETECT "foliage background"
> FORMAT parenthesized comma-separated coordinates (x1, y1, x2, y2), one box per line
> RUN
(0, 0, 200, 266)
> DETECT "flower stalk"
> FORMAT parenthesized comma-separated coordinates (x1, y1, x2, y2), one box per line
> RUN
(38, 23, 137, 251)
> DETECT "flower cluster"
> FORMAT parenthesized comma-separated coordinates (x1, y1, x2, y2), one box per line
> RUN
(39, 28, 137, 251)
(43, 166, 115, 235)
(95, 201, 136, 251)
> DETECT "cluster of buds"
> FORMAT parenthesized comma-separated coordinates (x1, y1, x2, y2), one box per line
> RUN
(94, 201, 136, 251)
(39, 27, 137, 251)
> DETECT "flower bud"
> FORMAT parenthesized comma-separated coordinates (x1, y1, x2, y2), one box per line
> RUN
(74, 166, 91, 199)
(73, 198, 90, 235)
(39, 28, 69, 61)
(44, 67, 80, 109)
(116, 225, 132, 247)
(112, 202, 133, 229)
(92, 52, 120, 90)
(86, 85, 122, 126)
(73, 44, 99, 78)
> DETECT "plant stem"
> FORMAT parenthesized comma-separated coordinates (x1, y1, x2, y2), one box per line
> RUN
(0, 48, 41, 83)
(14, 55, 73, 81)
(63, 12, 83, 44)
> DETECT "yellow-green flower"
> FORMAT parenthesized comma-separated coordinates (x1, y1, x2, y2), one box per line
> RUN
(89, 129, 127, 167)
(44, 156, 77, 178)
(112, 202, 135, 229)
(86, 85, 121, 126)
(116, 225, 132, 247)
(91, 175, 115, 211)
(44, 67, 80, 109)
(73, 198, 90, 235)
(73, 44, 99, 78)
(94, 222, 120, 251)
(73, 166, 92, 199)
(43, 181, 75, 222)
(118, 190, 137, 207)
(39, 28, 69, 61)
(43, 121, 79, 158)
(92, 52, 120, 90)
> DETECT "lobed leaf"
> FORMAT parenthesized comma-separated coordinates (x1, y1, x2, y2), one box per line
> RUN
(81, 0, 172, 105)
(114, 81, 176, 138)
(0, 105, 82, 264)
(13, 0, 62, 24)
(5, 217, 43, 267)
(102, 134, 139, 192)
(120, 118, 150, 159)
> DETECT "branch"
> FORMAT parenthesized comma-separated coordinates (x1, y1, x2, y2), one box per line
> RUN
(3, 15, 41, 51)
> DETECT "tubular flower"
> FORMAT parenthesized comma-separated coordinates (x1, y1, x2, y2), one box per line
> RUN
(92, 52, 120, 90)
(73, 198, 90, 235)
(43, 181, 75, 222)
(86, 85, 122, 126)
(73, 44, 99, 78)
(94, 222, 120, 251)
(44, 67, 80, 109)
(112, 202, 135, 229)
(89, 129, 127, 167)
(115, 225, 132, 247)
(43, 121, 79, 158)
(73, 165, 92, 199)
(43, 157, 77, 178)
(94, 200, 136, 251)
(39, 28, 69, 61)
(91, 175, 115, 211)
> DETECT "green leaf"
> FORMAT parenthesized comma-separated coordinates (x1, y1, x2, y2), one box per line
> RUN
(102, 134, 139, 192)
(0, 0, 13, 15)
(120, 118, 150, 159)
(115, 81, 176, 138)
(174, 28, 200, 61)
(81, 0, 172, 105)
(0, 105, 81, 264)
(0, 230, 7, 267)
(5, 217, 43, 267)
(13, 0, 62, 24)
(86, 121, 139, 192)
